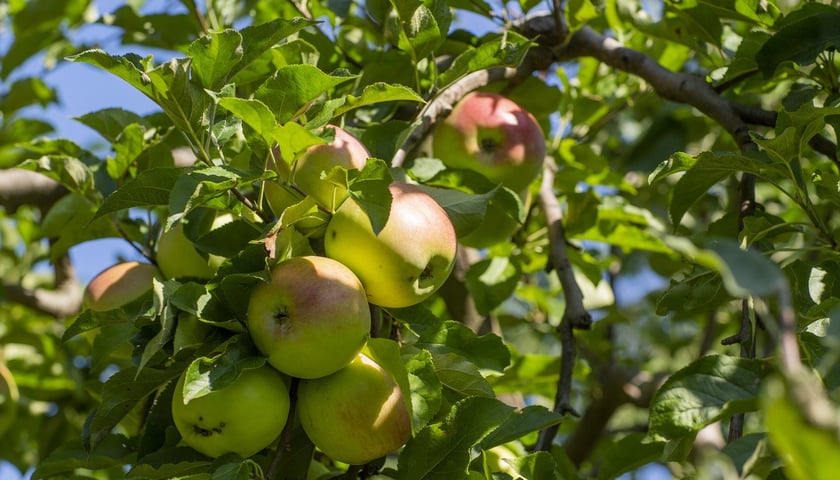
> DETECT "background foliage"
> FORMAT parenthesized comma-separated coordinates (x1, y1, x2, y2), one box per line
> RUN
(2, 0, 840, 479)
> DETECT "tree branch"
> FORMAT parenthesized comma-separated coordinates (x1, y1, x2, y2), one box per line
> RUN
(558, 26, 753, 151)
(0, 168, 67, 213)
(535, 160, 592, 451)
(1, 253, 82, 318)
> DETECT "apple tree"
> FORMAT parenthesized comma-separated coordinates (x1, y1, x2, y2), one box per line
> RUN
(2, 0, 840, 478)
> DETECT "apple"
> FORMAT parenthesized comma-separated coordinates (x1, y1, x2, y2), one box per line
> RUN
(171, 364, 290, 458)
(292, 126, 370, 211)
(83, 261, 158, 311)
(432, 92, 546, 192)
(156, 211, 241, 280)
(324, 181, 457, 308)
(156, 222, 217, 280)
(297, 352, 411, 465)
(246, 255, 371, 379)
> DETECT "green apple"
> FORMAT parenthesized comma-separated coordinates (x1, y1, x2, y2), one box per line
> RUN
(246, 255, 371, 379)
(432, 91, 546, 191)
(156, 222, 217, 280)
(292, 126, 370, 211)
(324, 181, 457, 308)
(83, 261, 158, 311)
(171, 364, 290, 458)
(297, 352, 411, 465)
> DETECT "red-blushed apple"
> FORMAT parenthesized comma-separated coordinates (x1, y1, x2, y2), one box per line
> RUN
(246, 256, 371, 379)
(83, 261, 158, 311)
(297, 352, 411, 465)
(432, 91, 546, 191)
(171, 364, 290, 458)
(324, 181, 457, 308)
(292, 126, 370, 211)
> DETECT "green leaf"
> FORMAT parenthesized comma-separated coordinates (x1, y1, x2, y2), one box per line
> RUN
(465, 257, 522, 315)
(597, 433, 666, 480)
(662, 151, 791, 227)
(347, 158, 393, 234)
(649, 354, 770, 439)
(756, 4, 840, 77)
(232, 18, 317, 79)
(255, 64, 356, 123)
(187, 29, 244, 89)
(507, 451, 578, 480)
(181, 336, 265, 403)
(480, 405, 563, 449)
(88, 366, 181, 451)
(398, 396, 514, 480)
(167, 166, 270, 227)
(413, 183, 499, 239)
(404, 349, 442, 435)
(17, 153, 97, 197)
(417, 320, 510, 372)
(0, 77, 57, 115)
(95, 167, 186, 219)
(273, 122, 326, 166)
(40, 193, 120, 261)
(430, 352, 495, 398)
(73, 108, 147, 143)
(69, 49, 156, 100)
(387, 0, 447, 61)
(763, 373, 840, 480)
(333, 82, 425, 117)
(217, 97, 277, 143)
(32, 434, 136, 479)
(439, 31, 532, 87)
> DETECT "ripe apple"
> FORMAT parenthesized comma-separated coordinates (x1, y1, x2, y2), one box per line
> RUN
(171, 364, 290, 458)
(297, 352, 411, 465)
(324, 181, 457, 308)
(432, 91, 546, 191)
(246, 256, 371, 379)
(292, 126, 370, 211)
(83, 261, 158, 311)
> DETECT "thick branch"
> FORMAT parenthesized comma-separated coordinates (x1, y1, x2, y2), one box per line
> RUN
(560, 27, 753, 150)
(2, 254, 82, 318)
(0, 168, 67, 213)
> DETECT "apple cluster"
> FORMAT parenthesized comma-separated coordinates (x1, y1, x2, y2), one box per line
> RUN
(81, 91, 545, 469)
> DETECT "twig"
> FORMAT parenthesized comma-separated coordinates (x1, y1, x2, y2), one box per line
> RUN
(776, 279, 801, 375)
(535, 160, 592, 451)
